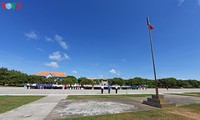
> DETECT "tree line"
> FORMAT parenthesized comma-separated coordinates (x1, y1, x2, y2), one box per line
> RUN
(0, 67, 200, 88)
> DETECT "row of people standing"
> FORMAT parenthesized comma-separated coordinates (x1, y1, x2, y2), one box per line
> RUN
(101, 85, 119, 94)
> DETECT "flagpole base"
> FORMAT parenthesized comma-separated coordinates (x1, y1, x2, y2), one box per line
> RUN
(143, 95, 176, 108)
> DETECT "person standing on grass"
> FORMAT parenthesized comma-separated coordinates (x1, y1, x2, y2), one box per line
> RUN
(108, 84, 111, 94)
(101, 84, 104, 94)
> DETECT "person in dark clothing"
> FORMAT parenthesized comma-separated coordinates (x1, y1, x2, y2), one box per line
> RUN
(101, 85, 104, 94)
(108, 85, 111, 94)
(115, 85, 118, 94)
(26, 83, 30, 89)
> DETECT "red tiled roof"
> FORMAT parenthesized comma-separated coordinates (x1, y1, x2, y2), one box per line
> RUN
(37, 71, 67, 77)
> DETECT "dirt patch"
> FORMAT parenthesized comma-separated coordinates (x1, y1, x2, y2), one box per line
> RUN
(45, 95, 200, 120)
(45, 97, 156, 120)
(168, 108, 200, 120)
(57, 100, 137, 117)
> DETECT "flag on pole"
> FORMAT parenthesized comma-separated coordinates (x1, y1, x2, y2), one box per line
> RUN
(146, 17, 154, 30)
(2, 2, 6, 9)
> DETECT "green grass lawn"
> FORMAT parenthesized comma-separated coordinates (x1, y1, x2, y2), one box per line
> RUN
(0, 96, 44, 114)
(59, 103, 200, 120)
(67, 94, 152, 100)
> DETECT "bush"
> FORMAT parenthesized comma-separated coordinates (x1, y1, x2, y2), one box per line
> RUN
(16, 84, 24, 87)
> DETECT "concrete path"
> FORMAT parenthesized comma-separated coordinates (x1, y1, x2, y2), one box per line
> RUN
(0, 95, 66, 120)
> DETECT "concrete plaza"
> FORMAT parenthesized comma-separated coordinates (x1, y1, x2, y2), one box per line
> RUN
(1, 87, 200, 96)
(0, 87, 200, 120)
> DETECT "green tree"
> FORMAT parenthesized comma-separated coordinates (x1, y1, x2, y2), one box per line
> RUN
(158, 78, 177, 88)
(177, 80, 191, 88)
(62, 76, 77, 85)
(146, 80, 155, 88)
(0, 68, 9, 85)
(124, 79, 131, 86)
(130, 77, 147, 86)
(78, 77, 92, 86)
(112, 78, 124, 86)
(27, 75, 45, 84)
(44, 77, 55, 84)
(0, 69, 29, 86)
(187, 80, 200, 88)
(94, 79, 101, 85)
(107, 79, 113, 85)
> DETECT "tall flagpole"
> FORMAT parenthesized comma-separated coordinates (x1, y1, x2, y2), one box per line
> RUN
(146, 17, 159, 96)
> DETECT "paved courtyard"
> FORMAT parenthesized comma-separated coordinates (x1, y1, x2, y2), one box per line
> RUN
(1, 87, 200, 95)
(0, 87, 200, 120)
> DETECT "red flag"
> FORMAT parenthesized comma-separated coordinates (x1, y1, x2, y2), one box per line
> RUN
(2, 2, 6, 9)
(16, 2, 22, 10)
(146, 18, 154, 30)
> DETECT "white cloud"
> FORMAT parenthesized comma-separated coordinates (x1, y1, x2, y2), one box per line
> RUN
(25, 31, 38, 40)
(55, 35, 68, 50)
(49, 51, 70, 61)
(49, 51, 62, 61)
(36, 48, 45, 52)
(109, 69, 117, 74)
(177, 0, 200, 6)
(72, 70, 78, 74)
(178, 0, 184, 6)
(122, 59, 127, 63)
(45, 36, 53, 42)
(45, 62, 59, 68)
(109, 69, 120, 76)
(64, 53, 70, 60)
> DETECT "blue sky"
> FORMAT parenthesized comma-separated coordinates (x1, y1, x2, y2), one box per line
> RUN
(1, 0, 200, 79)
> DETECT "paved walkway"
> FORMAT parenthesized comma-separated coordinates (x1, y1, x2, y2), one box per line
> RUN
(0, 95, 66, 120)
